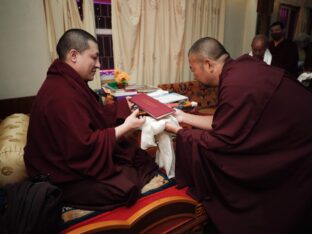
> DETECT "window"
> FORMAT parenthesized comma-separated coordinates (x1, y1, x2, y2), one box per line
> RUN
(279, 4, 299, 40)
(76, 0, 114, 80)
(94, 1, 114, 71)
(76, 0, 114, 76)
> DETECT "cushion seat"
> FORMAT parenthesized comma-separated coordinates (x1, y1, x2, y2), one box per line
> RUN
(0, 113, 29, 187)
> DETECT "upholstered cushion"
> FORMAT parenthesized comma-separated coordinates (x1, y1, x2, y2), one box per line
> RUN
(0, 113, 29, 187)
(158, 80, 218, 110)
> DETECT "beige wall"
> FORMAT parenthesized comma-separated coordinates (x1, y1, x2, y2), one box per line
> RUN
(223, 0, 258, 58)
(0, 0, 258, 99)
(0, 0, 50, 99)
(242, 0, 258, 54)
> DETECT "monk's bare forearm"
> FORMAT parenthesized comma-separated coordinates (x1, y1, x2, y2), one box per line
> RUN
(115, 123, 130, 139)
(181, 112, 213, 130)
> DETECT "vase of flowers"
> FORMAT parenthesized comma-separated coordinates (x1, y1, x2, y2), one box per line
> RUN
(114, 69, 130, 88)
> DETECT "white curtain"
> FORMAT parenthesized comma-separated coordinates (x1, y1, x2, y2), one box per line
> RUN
(112, 0, 225, 85)
(43, 0, 101, 89)
(182, 0, 225, 82)
(294, 7, 310, 37)
(112, 0, 186, 85)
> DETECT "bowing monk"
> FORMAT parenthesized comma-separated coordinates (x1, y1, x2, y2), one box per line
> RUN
(166, 37, 312, 234)
(24, 29, 161, 211)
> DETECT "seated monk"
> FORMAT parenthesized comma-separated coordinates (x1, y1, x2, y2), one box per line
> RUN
(166, 37, 312, 234)
(24, 29, 162, 211)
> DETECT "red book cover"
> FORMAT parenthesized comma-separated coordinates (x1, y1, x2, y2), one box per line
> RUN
(130, 93, 175, 119)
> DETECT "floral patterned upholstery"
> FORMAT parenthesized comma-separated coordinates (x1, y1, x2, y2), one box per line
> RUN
(0, 114, 29, 187)
(158, 80, 218, 113)
(158, 81, 217, 109)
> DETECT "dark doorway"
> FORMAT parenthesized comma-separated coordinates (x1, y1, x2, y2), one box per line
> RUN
(279, 4, 300, 40)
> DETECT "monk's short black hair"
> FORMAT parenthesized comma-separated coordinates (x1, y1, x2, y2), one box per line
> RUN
(56, 28, 98, 61)
(188, 37, 229, 61)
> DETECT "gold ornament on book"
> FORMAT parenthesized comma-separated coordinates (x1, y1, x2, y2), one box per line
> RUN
(114, 69, 130, 88)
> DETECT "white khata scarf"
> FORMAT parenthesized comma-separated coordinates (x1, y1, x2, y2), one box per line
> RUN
(140, 115, 179, 179)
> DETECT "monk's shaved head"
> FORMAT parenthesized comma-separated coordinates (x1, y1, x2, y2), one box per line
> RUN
(188, 37, 229, 62)
(188, 37, 230, 87)
(251, 34, 268, 48)
(251, 34, 268, 60)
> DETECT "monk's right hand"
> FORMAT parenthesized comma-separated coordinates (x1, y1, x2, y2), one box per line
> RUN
(115, 109, 145, 139)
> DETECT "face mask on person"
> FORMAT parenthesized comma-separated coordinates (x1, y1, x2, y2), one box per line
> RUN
(271, 32, 283, 41)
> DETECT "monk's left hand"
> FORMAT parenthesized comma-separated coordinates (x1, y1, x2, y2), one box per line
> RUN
(124, 109, 146, 130)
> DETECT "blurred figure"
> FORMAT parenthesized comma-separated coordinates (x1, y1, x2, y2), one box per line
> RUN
(294, 33, 312, 73)
(269, 21, 299, 77)
(304, 40, 312, 72)
(249, 34, 272, 64)
(295, 33, 312, 91)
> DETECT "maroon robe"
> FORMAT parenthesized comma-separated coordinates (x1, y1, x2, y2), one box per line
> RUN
(176, 55, 312, 234)
(24, 60, 158, 211)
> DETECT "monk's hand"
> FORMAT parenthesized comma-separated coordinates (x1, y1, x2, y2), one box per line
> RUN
(165, 122, 182, 134)
(173, 108, 185, 123)
(126, 96, 135, 111)
(124, 109, 145, 130)
(115, 109, 145, 139)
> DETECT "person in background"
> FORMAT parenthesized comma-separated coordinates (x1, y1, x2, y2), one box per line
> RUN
(295, 33, 312, 73)
(249, 34, 272, 65)
(295, 33, 309, 72)
(295, 33, 312, 91)
(166, 37, 312, 234)
(24, 29, 161, 212)
(304, 39, 312, 72)
(269, 21, 299, 77)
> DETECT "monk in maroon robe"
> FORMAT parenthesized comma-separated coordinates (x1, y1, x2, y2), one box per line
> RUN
(24, 29, 158, 211)
(166, 37, 312, 234)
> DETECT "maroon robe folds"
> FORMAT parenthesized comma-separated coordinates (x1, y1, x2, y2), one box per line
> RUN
(24, 60, 158, 211)
(176, 55, 312, 234)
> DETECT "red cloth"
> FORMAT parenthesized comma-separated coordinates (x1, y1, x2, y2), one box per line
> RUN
(60, 186, 190, 234)
(175, 55, 312, 234)
(24, 60, 158, 211)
